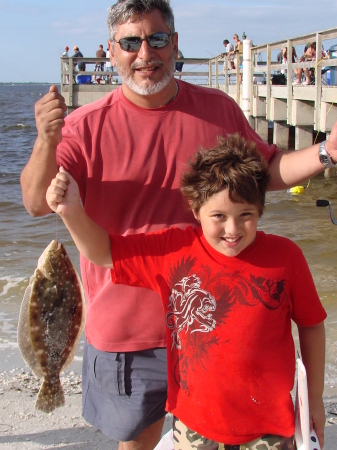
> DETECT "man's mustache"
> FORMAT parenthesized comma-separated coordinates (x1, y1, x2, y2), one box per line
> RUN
(131, 60, 164, 70)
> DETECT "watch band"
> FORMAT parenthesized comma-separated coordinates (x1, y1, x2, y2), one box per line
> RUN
(318, 141, 337, 168)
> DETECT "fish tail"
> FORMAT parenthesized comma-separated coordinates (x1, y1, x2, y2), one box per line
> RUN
(35, 377, 65, 413)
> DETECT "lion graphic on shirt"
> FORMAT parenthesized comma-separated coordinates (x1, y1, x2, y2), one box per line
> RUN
(166, 274, 216, 349)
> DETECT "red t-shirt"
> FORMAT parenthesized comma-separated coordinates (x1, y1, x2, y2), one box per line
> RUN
(110, 227, 326, 444)
(58, 80, 280, 352)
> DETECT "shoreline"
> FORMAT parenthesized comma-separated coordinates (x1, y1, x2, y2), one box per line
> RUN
(0, 345, 173, 449)
(1, 346, 337, 449)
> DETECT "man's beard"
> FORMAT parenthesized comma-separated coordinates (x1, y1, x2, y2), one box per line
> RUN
(115, 54, 176, 96)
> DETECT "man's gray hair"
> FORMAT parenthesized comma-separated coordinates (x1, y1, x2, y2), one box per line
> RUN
(107, 0, 175, 40)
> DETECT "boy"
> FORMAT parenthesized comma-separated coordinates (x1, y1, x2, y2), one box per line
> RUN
(46, 134, 326, 449)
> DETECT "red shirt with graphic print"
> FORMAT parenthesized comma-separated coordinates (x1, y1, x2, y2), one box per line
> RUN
(110, 227, 326, 445)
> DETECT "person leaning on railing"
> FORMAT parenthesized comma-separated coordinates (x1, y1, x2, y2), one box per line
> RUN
(293, 42, 317, 85)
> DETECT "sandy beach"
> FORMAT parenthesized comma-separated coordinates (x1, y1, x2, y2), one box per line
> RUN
(0, 345, 175, 449)
(0, 347, 336, 449)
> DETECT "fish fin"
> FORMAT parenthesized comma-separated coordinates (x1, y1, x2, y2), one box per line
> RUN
(35, 377, 65, 413)
(17, 276, 45, 378)
(61, 269, 86, 372)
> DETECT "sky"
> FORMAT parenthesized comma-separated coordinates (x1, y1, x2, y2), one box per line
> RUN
(0, 0, 336, 83)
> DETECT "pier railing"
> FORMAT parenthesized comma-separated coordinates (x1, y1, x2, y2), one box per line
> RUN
(244, 27, 337, 150)
(61, 27, 337, 150)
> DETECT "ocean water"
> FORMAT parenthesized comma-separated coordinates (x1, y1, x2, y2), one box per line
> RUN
(1, 84, 337, 399)
(0, 84, 81, 360)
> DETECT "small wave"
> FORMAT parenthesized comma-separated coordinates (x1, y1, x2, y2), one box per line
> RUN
(0, 123, 31, 132)
(0, 341, 18, 349)
(0, 276, 27, 298)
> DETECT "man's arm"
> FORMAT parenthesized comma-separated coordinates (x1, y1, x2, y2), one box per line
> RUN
(20, 85, 67, 216)
(298, 322, 326, 448)
(267, 120, 337, 190)
(46, 168, 112, 268)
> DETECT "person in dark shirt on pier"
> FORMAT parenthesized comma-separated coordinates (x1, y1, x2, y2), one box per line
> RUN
(95, 44, 106, 74)
(174, 48, 184, 79)
(72, 45, 85, 71)
(21, 0, 337, 448)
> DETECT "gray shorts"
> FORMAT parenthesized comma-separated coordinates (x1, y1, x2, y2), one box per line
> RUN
(82, 340, 167, 442)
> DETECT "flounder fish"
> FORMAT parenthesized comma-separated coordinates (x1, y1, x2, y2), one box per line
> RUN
(18, 240, 85, 413)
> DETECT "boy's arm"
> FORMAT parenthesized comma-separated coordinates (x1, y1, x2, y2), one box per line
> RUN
(46, 168, 113, 268)
(298, 322, 326, 448)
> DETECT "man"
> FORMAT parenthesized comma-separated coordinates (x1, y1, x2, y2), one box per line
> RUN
(228, 34, 242, 69)
(221, 39, 234, 70)
(105, 47, 113, 83)
(73, 45, 85, 71)
(62, 46, 70, 84)
(94, 44, 107, 78)
(277, 49, 283, 64)
(20, 1, 337, 449)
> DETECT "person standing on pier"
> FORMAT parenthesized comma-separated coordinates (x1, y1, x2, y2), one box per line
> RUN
(94, 44, 106, 81)
(228, 33, 242, 69)
(72, 45, 85, 71)
(105, 47, 113, 83)
(221, 39, 234, 71)
(21, 0, 337, 448)
(61, 46, 69, 84)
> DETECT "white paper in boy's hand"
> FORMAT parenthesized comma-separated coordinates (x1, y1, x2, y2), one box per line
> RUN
(154, 429, 174, 450)
(295, 358, 321, 450)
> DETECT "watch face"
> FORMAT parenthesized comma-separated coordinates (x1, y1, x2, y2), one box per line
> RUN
(319, 142, 336, 168)
(319, 154, 329, 165)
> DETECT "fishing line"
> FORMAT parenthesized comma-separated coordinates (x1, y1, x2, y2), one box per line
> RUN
(56, 123, 65, 242)
(49, 85, 64, 242)
(182, 53, 223, 73)
(273, 27, 287, 40)
(55, 132, 62, 242)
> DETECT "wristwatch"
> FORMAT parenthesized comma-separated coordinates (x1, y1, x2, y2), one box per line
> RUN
(318, 141, 337, 168)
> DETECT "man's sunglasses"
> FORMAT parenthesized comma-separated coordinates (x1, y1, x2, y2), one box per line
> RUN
(114, 32, 173, 52)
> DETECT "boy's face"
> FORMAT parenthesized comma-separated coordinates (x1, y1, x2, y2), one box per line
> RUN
(193, 189, 260, 257)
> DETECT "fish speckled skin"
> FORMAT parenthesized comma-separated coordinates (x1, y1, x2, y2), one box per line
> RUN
(18, 240, 85, 413)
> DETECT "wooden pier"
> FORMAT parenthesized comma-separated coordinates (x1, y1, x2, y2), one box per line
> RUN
(61, 27, 337, 152)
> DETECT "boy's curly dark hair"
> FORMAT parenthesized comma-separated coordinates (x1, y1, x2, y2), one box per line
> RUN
(180, 134, 270, 216)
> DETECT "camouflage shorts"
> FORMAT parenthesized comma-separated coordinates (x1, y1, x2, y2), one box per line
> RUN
(173, 417, 295, 450)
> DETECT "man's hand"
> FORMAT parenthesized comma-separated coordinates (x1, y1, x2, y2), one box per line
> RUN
(35, 84, 67, 147)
